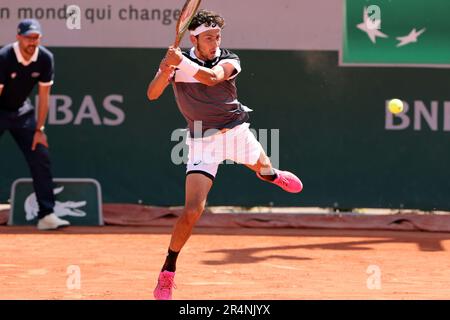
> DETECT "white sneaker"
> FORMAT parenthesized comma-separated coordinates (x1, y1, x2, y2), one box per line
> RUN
(37, 213, 70, 230)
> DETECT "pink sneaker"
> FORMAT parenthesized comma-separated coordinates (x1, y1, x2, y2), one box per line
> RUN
(153, 271, 176, 300)
(257, 168, 303, 193)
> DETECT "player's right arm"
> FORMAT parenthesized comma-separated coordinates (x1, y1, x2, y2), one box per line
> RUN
(147, 58, 175, 101)
(0, 86, 3, 96)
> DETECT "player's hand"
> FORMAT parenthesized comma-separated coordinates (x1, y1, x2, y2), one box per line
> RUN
(31, 131, 49, 151)
(165, 46, 183, 66)
(159, 58, 175, 73)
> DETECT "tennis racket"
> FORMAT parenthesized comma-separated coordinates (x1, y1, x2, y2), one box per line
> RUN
(173, 0, 202, 47)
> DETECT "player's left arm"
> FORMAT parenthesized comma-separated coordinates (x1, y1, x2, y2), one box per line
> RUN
(165, 47, 239, 86)
(32, 84, 51, 150)
(193, 63, 236, 86)
(32, 53, 54, 151)
(36, 84, 51, 131)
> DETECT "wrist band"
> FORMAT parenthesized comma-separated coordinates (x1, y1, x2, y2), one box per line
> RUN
(177, 56, 200, 77)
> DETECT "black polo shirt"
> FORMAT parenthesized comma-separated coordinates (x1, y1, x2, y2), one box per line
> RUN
(0, 42, 54, 112)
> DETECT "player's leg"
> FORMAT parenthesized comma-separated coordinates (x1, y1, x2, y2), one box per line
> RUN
(9, 112, 69, 229)
(244, 147, 275, 176)
(229, 123, 303, 193)
(167, 134, 219, 255)
(154, 130, 219, 300)
(169, 172, 213, 254)
(154, 172, 214, 300)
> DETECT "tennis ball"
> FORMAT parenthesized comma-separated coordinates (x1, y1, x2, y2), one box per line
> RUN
(388, 99, 404, 114)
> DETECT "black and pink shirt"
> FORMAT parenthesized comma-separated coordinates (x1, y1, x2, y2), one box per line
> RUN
(171, 47, 252, 137)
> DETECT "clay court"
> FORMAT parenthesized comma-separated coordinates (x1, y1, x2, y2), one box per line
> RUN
(1, 0, 450, 303)
(1, 225, 450, 300)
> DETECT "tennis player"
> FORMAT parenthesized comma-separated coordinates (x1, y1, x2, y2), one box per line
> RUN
(147, 9, 303, 300)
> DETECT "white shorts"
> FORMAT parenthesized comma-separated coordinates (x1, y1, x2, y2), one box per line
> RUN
(186, 122, 262, 180)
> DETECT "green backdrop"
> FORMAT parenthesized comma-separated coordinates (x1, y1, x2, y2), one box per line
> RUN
(343, 0, 450, 66)
(1, 48, 449, 210)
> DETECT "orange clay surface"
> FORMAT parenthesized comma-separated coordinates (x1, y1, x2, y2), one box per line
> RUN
(1, 226, 450, 299)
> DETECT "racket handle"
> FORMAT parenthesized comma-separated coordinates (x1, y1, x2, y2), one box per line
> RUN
(173, 37, 180, 48)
